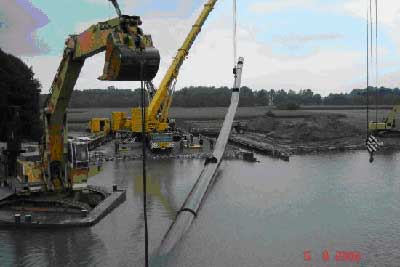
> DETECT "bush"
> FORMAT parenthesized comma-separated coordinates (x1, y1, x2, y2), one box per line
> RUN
(265, 110, 276, 117)
(276, 102, 300, 110)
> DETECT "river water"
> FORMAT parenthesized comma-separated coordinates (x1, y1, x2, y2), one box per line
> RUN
(1, 151, 400, 266)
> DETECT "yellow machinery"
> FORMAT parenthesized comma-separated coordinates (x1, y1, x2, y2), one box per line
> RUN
(109, 0, 218, 151)
(17, 157, 45, 193)
(32, 1, 160, 192)
(89, 118, 111, 135)
(369, 105, 400, 135)
(111, 112, 126, 132)
(133, 0, 218, 132)
(111, 112, 132, 134)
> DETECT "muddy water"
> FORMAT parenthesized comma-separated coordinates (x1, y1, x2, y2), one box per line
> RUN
(2, 151, 400, 266)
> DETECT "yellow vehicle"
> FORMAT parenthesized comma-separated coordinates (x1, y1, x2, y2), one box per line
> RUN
(89, 118, 111, 135)
(111, 112, 126, 133)
(369, 105, 400, 136)
(109, 0, 218, 151)
(25, 1, 160, 192)
(133, 0, 218, 133)
(16, 158, 45, 193)
(110, 112, 134, 139)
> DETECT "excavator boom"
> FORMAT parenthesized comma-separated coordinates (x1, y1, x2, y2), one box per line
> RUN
(369, 105, 400, 134)
(43, 9, 160, 191)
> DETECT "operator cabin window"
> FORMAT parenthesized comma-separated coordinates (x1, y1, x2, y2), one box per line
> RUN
(76, 145, 88, 162)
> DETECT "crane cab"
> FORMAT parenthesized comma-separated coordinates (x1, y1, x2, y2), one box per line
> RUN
(67, 140, 90, 191)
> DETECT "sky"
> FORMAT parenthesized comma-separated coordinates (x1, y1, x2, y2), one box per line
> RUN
(0, 0, 400, 96)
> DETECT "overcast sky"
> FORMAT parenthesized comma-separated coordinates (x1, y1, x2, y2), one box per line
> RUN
(1, 0, 400, 96)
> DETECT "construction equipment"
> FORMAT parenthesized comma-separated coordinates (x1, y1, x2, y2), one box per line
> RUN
(89, 118, 111, 135)
(368, 105, 400, 136)
(111, 111, 132, 136)
(110, 0, 218, 151)
(136, 0, 218, 132)
(35, 1, 160, 192)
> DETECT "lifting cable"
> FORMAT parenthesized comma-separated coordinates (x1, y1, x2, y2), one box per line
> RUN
(366, 0, 381, 163)
(366, 0, 370, 137)
(375, 0, 379, 123)
(140, 64, 149, 267)
(369, 0, 374, 123)
(233, 0, 237, 66)
(367, 0, 379, 126)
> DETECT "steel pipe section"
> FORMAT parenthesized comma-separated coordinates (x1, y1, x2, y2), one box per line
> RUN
(158, 57, 244, 256)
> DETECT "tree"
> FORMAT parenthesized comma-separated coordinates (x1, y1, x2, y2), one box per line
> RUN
(0, 48, 42, 141)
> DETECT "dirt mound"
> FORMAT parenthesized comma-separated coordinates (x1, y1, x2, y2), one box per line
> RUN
(248, 115, 362, 142)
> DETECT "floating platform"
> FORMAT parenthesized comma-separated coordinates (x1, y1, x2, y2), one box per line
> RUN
(0, 185, 126, 228)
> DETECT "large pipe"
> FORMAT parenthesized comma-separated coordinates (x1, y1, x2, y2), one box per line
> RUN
(158, 57, 244, 255)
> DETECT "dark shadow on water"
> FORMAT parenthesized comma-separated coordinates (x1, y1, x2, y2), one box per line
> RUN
(2, 228, 106, 266)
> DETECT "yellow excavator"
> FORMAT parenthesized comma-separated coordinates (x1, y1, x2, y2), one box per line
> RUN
(111, 0, 218, 151)
(18, 0, 160, 193)
(368, 105, 400, 136)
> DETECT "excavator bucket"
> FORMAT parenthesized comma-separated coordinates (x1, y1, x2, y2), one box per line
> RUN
(100, 42, 160, 81)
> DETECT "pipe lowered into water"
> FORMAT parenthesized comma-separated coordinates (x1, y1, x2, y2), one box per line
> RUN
(158, 57, 244, 256)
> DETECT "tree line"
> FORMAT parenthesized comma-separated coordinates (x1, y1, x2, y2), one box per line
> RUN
(324, 87, 400, 105)
(0, 48, 41, 142)
(40, 86, 270, 108)
(39, 86, 400, 109)
(6, 45, 400, 143)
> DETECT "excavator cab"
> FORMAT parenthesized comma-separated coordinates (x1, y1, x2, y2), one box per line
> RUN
(67, 140, 90, 191)
(99, 15, 160, 81)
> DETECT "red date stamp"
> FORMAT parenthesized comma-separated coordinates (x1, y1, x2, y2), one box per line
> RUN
(304, 249, 361, 265)
(335, 250, 361, 263)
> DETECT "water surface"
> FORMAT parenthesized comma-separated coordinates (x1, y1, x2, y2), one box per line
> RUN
(1, 151, 400, 266)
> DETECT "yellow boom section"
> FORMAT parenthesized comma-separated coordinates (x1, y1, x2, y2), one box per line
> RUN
(147, 0, 218, 122)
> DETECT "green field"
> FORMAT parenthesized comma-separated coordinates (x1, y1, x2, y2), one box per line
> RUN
(67, 106, 272, 123)
(67, 106, 395, 133)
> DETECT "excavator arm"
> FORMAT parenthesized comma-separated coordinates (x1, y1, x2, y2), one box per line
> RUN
(383, 105, 400, 128)
(43, 13, 160, 190)
(369, 105, 400, 134)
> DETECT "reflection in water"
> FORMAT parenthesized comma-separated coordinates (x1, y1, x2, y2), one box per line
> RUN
(2, 152, 400, 266)
(0, 228, 106, 267)
(134, 173, 177, 220)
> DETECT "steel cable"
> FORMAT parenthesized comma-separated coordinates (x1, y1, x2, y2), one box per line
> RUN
(140, 64, 149, 267)
(375, 0, 378, 122)
(233, 0, 237, 66)
(366, 0, 370, 137)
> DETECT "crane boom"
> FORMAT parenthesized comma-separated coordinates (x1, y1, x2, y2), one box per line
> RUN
(107, 0, 218, 152)
(147, 0, 218, 123)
